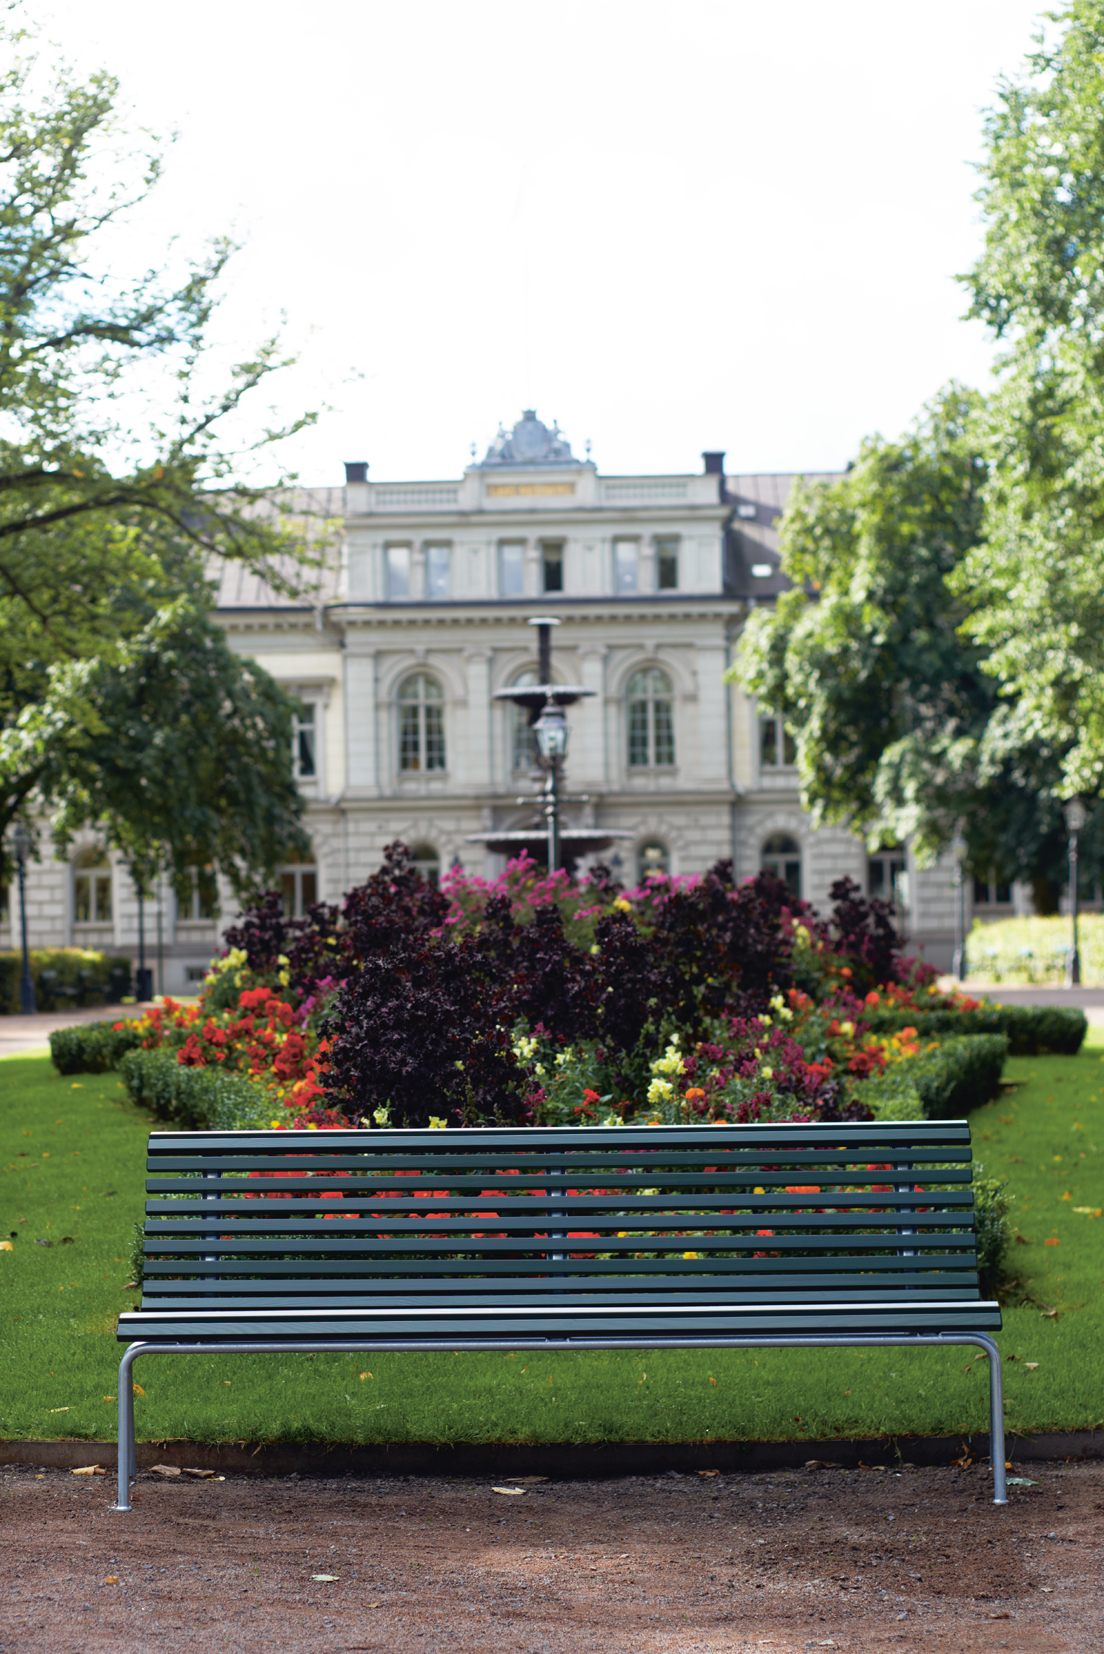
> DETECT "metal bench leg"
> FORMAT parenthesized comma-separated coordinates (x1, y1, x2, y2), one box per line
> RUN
(974, 1333, 1007, 1505)
(111, 1344, 144, 1512)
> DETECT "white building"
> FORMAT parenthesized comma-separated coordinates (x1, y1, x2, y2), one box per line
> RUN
(7, 412, 977, 991)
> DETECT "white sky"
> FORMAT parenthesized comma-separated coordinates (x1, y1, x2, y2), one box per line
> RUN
(39, 0, 1045, 484)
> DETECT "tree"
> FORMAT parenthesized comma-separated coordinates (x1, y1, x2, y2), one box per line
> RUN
(729, 387, 1104, 902)
(5, 601, 308, 899)
(0, 17, 324, 882)
(959, 0, 1104, 804)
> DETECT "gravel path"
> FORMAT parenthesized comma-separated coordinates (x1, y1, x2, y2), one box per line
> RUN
(2, 1458, 1101, 1652)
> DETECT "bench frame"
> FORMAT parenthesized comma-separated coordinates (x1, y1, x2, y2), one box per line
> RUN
(112, 1120, 1008, 1511)
(112, 1332, 1005, 1510)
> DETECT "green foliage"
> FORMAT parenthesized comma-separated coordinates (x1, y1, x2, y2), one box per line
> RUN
(49, 1019, 142, 1075)
(0, 946, 119, 1015)
(0, 15, 320, 885)
(730, 387, 991, 860)
(972, 1165, 1013, 1287)
(117, 1045, 274, 1130)
(957, 0, 1104, 802)
(863, 1002, 1087, 1056)
(965, 911, 1104, 990)
(33, 604, 308, 898)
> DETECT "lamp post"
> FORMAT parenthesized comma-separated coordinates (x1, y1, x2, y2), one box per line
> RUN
(1064, 797, 1087, 987)
(951, 829, 967, 982)
(12, 821, 36, 1014)
(532, 697, 569, 873)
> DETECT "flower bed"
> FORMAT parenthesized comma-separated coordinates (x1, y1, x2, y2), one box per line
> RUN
(50, 843, 1035, 1140)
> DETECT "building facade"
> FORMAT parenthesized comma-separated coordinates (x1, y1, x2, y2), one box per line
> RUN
(7, 411, 978, 990)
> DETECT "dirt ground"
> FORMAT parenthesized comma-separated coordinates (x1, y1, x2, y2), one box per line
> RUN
(1, 1458, 1101, 1653)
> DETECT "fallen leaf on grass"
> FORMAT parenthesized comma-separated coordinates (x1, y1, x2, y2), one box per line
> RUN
(71, 1465, 104, 1476)
(132, 1384, 145, 1395)
(1073, 1207, 1103, 1217)
(1041, 1309, 1059, 1319)
(1025, 1362, 1040, 1370)
(47, 1406, 69, 1413)
(492, 1485, 525, 1496)
(358, 1371, 373, 1380)
(150, 1464, 181, 1478)
(1044, 1238, 1061, 1247)
(0, 1241, 11, 1251)
(35, 1238, 52, 1247)
(1015, 1235, 1033, 1245)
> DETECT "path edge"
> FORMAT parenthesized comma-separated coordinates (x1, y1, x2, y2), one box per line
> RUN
(2, 1429, 1101, 1477)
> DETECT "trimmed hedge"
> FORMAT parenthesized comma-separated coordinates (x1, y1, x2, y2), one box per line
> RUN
(863, 1002, 1086, 1056)
(50, 1020, 145, 1075)
(855, 1033, 1008, 1120)
(0, 947, 129, 1014)
(118, 1046, 275, 1130)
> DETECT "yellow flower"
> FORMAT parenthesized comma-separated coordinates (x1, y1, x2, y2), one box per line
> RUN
(682, 1251, 700, 1259)
(614, 898, 632, 913)
(427, 1116, 448, 1130)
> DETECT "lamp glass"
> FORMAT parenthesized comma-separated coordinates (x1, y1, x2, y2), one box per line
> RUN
(1065, 798, 1088, 833)
(533, 701, 568, 763)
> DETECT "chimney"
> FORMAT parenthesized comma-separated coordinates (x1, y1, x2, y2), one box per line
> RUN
(702, 451, 725, 475)
(344, 461, 368, 484)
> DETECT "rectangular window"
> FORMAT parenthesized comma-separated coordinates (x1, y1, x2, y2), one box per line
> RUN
(399, 701, 422, 771)
(759, 714, 796, 767)
(386, 544, 411, 599)
(614, 539, 639, 594)
(500, 541, 525, 596)
(75, 865, 112, 923)
(541, 541, 564, 593)
(179, 866, 219, 921)
(426, 543, 451, 598)
(653, 699, 675, 766)
(293, 702, 316, 779)
(628, 698, 650, 768)
(656, 537, 679, 590)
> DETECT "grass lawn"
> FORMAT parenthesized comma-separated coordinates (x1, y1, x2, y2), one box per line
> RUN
(2, 1045, 1102, 1449)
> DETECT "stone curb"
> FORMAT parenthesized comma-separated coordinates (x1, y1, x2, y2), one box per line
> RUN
(2, 1430, 1101, 1478)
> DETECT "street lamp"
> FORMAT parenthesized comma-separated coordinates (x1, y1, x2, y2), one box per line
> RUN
(12, 821, 36, 1014)
(951, 829, 967, 982)
(533, 697, 569, 873)
(1064, 797, 1088, 987)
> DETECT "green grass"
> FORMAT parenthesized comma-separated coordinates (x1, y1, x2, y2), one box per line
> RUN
(2, 1048, 1103, 1448)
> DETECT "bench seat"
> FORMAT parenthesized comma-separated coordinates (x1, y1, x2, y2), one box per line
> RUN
(113, 1120, 1005, 1510)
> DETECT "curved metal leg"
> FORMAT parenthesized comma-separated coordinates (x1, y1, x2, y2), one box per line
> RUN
(972, 1333, 1007, 1504)
(111, 1344, 145, 1512)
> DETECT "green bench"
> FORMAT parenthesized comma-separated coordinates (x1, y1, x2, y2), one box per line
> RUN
(113, 1121, 1005, 1511)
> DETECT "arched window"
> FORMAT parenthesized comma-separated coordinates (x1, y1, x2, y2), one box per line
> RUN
(509, 669, 540, 773)
(760, 833, 801, 899)
(398, 673, 446, 772)
(627, 667, 675, 768)
(411, 842, 441, 888)
(638, 841, 670, 882)
(74, 847, 112, 923)
(280, 845, 318, 918)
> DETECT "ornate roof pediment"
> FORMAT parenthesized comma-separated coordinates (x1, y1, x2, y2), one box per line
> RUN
(478, 409, 578, 468)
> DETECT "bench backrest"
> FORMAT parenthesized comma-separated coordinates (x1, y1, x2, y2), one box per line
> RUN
(139, 1122, 982, 1310)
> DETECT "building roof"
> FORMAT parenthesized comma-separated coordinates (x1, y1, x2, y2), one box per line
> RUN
(477, 409, 581, 469)
(211, 486, 344, 610)
(724, 470, 844, 598)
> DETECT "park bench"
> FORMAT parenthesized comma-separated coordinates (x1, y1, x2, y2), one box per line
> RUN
(113, 1121, 1005, 1511)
